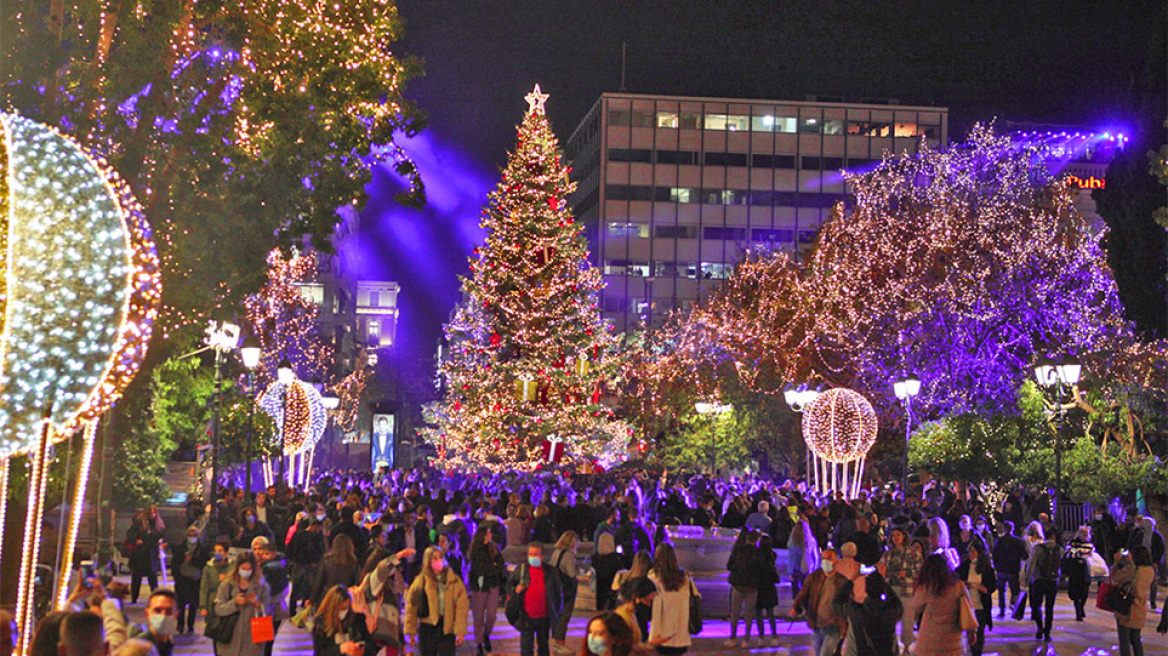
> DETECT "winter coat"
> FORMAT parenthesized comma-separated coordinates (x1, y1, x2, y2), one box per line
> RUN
(404, 570, 470, 638)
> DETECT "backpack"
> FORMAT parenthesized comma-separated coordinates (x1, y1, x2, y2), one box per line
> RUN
(1035, 543, 1060, 581)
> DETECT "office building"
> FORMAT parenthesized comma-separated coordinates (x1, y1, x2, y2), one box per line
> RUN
(566, 93, 948, 332)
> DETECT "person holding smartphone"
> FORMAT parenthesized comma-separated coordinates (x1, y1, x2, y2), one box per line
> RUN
(311, 585, 371, 656)
(213, 551, 271, 656)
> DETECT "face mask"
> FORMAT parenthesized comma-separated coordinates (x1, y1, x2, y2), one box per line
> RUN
(587, 634, 610, 655)
(316, 514, 327, 522)
(431, 559, 446, 573)
(975, 524, 986, 532)
(149, 613, 178, 637)
(339, 609, 349, 620)
(821, 560, 834, 573)
(1094, 514, 1103, 521)
(246, 516, 256, 524)
(187, 536, 198, 545)
(239, 568, 253, 579)
(213, 553, 225, 562)
(528, 556, 542, 567)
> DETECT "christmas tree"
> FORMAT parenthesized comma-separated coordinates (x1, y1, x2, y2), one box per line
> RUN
(428, 85, 627, 470)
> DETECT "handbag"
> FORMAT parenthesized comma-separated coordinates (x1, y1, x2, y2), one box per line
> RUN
(250, 614, 275, 644)
(687, 577, 703, 635)
(204, 611, 239, 643)
(1011, 589, 1028, 621)
(958, 590, 979, 632)
(1105, 582, 1135, 615)
(289, 605, 311, 629)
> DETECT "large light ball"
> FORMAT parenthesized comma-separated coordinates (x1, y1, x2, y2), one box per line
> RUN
(0, 113, 161, 457)
(802, 387, 879, 464)
(258, 380, 327, 455)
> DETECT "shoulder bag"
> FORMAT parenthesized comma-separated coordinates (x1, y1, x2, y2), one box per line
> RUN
(687, 576, 703, 635)
(958, 588, 979, 632)
(204, 610, 238, 643)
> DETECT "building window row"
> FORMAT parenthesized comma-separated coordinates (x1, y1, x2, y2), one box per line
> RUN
(606, 184, 851, 208)
(609, 109, 939, 138)
(602, 225, 817, 247)
(608, 148, 874, 172)
(603, 260, 736, 280)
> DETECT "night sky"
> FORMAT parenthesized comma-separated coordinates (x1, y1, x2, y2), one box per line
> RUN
(363, 0, 1166, 368)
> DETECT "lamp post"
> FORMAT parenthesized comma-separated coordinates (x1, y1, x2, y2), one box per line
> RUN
(694, 401, 731, 474)
(893, 373, 922, 497)
(1033, 354, 1082, 526)
(277, 359, 295, 489)
(784, 384, 821, 489)
(240, 337, 261, 494)
(321, 393, 340, 470)
(202, 321, 242, 525)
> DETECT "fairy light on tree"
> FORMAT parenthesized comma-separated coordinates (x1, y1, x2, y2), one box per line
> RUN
(425, 85, 628, 470)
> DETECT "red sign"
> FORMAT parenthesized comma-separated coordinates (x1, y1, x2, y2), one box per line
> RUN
(1066, 175, 1105, 190)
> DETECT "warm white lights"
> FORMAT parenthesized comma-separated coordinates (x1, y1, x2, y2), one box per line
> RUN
(259, 379, 327, 455)
(803, 388, 879, 464)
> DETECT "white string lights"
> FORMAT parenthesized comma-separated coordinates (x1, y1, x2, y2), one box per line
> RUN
(802, 388, 879, 496)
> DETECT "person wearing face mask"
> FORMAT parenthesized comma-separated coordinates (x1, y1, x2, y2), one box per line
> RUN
(213, 551, 271, 656)
(404, 546, 469, 656)
(201, 537, 235, 653)
(957, 540, 996, 656)
(311, 585, 371, 656)
(235, 507, 275, 549)
(138, 589, 179, 656)
(791, 548, 846, 656)
(581, 611, 637, 656)
(171, 526, 208, 634)
(507, 543, 564, 656)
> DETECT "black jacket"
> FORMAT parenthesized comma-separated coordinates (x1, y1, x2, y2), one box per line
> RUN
(992, 534, 1028, 575)
(468, 541, 507, 592)
(832, 574, 903, 656)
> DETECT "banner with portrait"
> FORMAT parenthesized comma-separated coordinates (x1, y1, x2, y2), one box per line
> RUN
(371, 413, 395, 471)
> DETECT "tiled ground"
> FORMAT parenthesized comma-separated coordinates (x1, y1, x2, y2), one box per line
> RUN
(127, 593, 1167, 656)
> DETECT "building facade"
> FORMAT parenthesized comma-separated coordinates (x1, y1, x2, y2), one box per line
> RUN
(566, 93, 948, 332)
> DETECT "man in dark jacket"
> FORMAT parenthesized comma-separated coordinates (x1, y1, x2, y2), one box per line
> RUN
(832, 569, 903, 656)
(330, 506, 370, 563)
(506, 543, 563, 656)
(848, 518, 885, 567)
(286, 518, 326, 612)
(991, 521, 1028, 618)
(254, 537, 289, 656)
(388, 510, 431, 583)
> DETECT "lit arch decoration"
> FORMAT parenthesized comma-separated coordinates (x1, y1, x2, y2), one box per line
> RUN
(258, 379, 327, 488)
(802, 387, 878, 496)
(0, 112, 162, 650)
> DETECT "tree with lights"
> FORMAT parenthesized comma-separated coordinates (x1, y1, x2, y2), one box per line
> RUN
(427, 86, 627, 470)
(0, 0, 425, 332)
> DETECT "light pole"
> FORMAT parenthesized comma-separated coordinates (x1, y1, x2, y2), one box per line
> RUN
(240, 336, 261, 495)
(1033, 354, 1082, 527)
(277, 359, 295, 489)
(321, 392, 340, 470)
(694, 401, 731, 474)
(784, 383, 821, 489)
(893, 373, 922, 498)
(202, 321, 242, 525)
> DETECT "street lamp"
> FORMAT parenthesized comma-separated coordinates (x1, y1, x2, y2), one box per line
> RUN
(1033, 354, 1082, 526)
(277, 359, 295, 487)
(201, 320, 241, 526)
(694, 401, 731, 474)
(240, 336, 261, 494)
(321, 392, 340, 471)
(784, 383, 821, 490)
(893, 373, 922, 497)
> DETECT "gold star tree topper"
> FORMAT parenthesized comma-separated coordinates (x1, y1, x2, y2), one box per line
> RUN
(525, 84, 549, 115)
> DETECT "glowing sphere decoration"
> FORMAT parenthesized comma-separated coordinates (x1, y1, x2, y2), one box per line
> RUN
(259, 380, 327, 455)
(0, 113, 161, 457)
(802, 387, 879, 464)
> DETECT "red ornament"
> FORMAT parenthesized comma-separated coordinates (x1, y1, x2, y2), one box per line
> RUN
(547, 197, 559, 211)
(540, 436, 566, 464)
(453, 401, 461, 411)
(490, 332, 501, 347)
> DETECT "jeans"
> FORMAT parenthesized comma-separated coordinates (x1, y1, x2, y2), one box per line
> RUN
(1117, 622, 1144, 656)
(729, 587, 758, 639)
(1030, 579, 1057, 636)
(970, 608, 989, 656)
(552, 583, 577, 641)
(811, 625, 840, 656)
(995, 571, 1019, 614)
(419, 621, 457, 656)
(470, 588, 500, 646)
(520, 617, 550, 656)
(754, 607, 777, 637)
(129, 566, 157, 603)
(895, 589, 915, 649)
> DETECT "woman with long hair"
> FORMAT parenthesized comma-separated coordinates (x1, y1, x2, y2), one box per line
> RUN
(312, 534, 360, 606)
(311, 585, 372, 656)
(648, 542, 697, 655)
(788, 518, 819, 600)
(612, 551, 653, 639)
(1064, 525, 1094, 621)
(910, 553, 967, 656)
(1112, 546, 1155, 656)
(754, 534, 781, 647)
(725, 528, 760, 647)
(468, 525, 506, 656)
(551, 530, 580, 655)
(928, 517, 960, 570)
(957, 540, 996, 656)
(578, 611, 637, 656)
(404, 546, 469, 656)
(1023, 521, 1045, 555)
(213, 551, 271, 656)
(880, 527, 922, 653)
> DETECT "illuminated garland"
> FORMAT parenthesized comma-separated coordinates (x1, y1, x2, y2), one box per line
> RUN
(0, 113, 161, 457)
(802, 388, 879, 463)
(258, 379, 327, 455)
(426, 86, 629, 470)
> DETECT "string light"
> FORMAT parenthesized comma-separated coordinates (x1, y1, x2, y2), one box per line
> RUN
(0, 457, 8, 581)
(425, 85, 628, 470)
(802, 388, 879, 463)
(258, 379, 327, 455)
(55, 421, 99, 610)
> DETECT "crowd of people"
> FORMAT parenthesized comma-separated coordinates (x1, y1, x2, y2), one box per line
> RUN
(5, 464, 1168, 656)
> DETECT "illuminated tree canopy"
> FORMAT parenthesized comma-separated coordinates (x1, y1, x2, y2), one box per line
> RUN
(426, 88, 627, 470)
(0, 0, 425, 330)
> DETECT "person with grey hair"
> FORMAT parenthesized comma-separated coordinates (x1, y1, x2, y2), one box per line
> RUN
(745, 500, 772, 533)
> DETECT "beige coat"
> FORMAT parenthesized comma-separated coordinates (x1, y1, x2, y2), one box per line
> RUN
(404, 571, 470, 638)
(1113, 564, 1155, 629)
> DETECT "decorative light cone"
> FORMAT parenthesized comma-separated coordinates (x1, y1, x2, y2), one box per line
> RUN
(259, 379, 327, 455)
(802, 387, 879, 463)
(0, 113, 161, 455)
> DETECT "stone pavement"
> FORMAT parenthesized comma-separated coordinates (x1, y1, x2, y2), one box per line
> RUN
(121, 592, 1166, 656)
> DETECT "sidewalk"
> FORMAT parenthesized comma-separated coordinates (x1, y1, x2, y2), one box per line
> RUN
(122, 592, 1165, 656)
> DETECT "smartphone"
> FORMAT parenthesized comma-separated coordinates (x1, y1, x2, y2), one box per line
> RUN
(79, 560, 95, 588)
(860, 565, 876, 576)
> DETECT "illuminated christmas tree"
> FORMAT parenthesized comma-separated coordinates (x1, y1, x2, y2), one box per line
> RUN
(429, 86, 627, 469)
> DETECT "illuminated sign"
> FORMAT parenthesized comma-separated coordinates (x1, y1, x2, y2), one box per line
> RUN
(1065, 175, 1105, 190)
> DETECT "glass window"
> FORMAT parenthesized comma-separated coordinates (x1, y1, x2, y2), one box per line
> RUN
(602, 296, 628, 312)
(704, 152, 749, 167)
(653, 260, 695, 277)
(799, 118, 823, 134)
(655, 225, 698, 239)
(631, 110, 655, 127)
(752, 114, 796, 132)
(848, 121, 891, 137)
(798, 230, 818, 244)
(699, 262, 733, 279)
(703, 226, 746, 241)
(703, 114, 750, 131)
(894, 123, 923, 137)
(608, 148, 652, 163)
(679, 113, 701, 129)
(657, 112, 680, 128)
(752, 228, 794, 243)
(750, 190, 774, 205)
(607, 185, 652, 201)
(822, 157, 844, 171)
(801, 156, 821, 170)
(656, 150, 699, 165)
(606, 222, 649, 238)
(823, 120, 845, 135)
(627, 261, 650, 276)
(609, 110, 631, 126)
